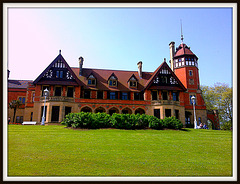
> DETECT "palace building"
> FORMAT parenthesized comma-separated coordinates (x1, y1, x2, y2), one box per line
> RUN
(8, 40, 220, 129)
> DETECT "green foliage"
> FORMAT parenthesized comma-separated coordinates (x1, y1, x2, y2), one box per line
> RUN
(221, 121, 232, 130)
(201, 83, 232, 126)
(62, 112, 183, 130)
(163, 117, 183, 129)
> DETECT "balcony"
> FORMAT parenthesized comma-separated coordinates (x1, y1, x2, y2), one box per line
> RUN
(40, 96, 74, 102)
(151, 100, 180, 106)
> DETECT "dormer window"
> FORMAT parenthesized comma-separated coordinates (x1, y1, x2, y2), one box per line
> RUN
(108, 74, 118, 87)
(128, 75, 138, 88)
(87, 74, 96, 86)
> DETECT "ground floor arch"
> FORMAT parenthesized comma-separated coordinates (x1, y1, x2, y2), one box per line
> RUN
(121, 107, 132, 114)
(108, 107, 120, 115)
(135, 108, 145, 115)
(80, 106, 93, 113)
(95, 106, 106, 113)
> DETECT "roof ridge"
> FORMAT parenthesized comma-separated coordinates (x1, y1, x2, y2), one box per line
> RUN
(72, 67, 152, 73)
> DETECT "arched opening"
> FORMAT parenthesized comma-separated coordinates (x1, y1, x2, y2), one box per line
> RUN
(122, 107, 132, 114)
(81, 106, 92, 113)
(135, 108, 145, 115)
(95, 107, 106, 113)
(108, 107, 119, 115)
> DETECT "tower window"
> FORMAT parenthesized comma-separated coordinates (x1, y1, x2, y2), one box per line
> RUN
(189, 79, 194, 85)
(189, 70, 193, 76)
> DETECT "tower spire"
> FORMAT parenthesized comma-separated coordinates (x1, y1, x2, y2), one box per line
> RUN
(180, 19, 184, 43)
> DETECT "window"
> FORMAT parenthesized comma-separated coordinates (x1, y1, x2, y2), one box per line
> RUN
(55, 87, 62, 96)
(152, 91, 158, 100)
(189, 70, 193, 76)
(18, 97, 25, 103)
(130, 81, 137, 88)
(108, 75, 117, 87)
(84, 90, 91, 99)
(165, 109, 171, 117)
(65, 107, 72, 117)
(87, 74, 96, 86)
(16, 116, 23, 123)
(97, 91, 103, 99)
(67, 87, 74, 97)
(189, 79, 194, 85)
(175, 110, 179, 119)
(32, 92, 35, 102)
(161, 76, 168, 84)
(56, 71, 59, 78)
(172, 92, 179, 101)
(60, 71, 63, 78)
(121, 92, 128, 100)
(134, 92, 144, 100)
(109, 79, 117, 87)
(154, 109, 160, 119)
(109, 92, 116, 99)
(162, 91, 168, 100)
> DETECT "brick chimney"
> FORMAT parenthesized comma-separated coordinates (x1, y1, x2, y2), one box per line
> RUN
(137, 61, 142, 78)
(169, 41, 175, 71)
(79, 57, 84, 76)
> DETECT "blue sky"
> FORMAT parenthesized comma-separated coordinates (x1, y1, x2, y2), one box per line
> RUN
(7, 5, 233, 87)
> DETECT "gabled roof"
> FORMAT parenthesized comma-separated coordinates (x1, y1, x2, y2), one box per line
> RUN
(108, 73, 118, 80)
(174, 43, 197, 58)
(144, 61, 186, 91)
(127, 74, 138, 82)
(33, 52, 82, 86)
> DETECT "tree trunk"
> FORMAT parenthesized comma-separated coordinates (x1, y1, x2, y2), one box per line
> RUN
(13, 108, 16, 123)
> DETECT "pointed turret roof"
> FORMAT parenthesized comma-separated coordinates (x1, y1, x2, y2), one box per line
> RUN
(174, 43, 198, 59)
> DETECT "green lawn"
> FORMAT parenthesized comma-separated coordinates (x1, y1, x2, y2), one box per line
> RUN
(8, 125, 232, 176)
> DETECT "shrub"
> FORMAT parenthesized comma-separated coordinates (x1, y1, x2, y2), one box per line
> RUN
(163, 117, 183, 130)
(148, 116, 164, 130)
(61, 112, 183, 130)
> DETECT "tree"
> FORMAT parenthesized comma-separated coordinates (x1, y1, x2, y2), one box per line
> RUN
(9, 100, 21, 123)
(201, 83, 232, 128)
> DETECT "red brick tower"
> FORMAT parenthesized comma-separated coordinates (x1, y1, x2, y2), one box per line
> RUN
(169, 40, 207, 126)
(169, 42, 200, 90)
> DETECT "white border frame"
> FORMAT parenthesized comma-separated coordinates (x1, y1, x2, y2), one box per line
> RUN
(3, 3, 237, 182)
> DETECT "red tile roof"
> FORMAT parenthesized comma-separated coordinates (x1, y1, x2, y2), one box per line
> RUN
(174, 43, 197, 58)
(71, 67, 153, 92)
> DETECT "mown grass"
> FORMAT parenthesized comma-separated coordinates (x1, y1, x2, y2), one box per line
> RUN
(8, 125, 232, 176)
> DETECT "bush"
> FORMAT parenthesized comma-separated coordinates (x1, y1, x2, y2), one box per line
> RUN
(148, 116, 164, 130)
(163, 117, 183, 130)
(61, 112, 183, 130)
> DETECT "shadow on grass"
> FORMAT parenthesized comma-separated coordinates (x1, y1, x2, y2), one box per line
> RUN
(179, 128, 191, 132)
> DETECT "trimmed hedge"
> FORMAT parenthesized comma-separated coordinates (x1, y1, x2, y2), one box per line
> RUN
(61, 112, 183, 130)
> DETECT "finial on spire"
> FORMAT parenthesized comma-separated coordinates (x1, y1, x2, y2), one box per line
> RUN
(180, 19, 184, 43)
(59, 50, 61, 54)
